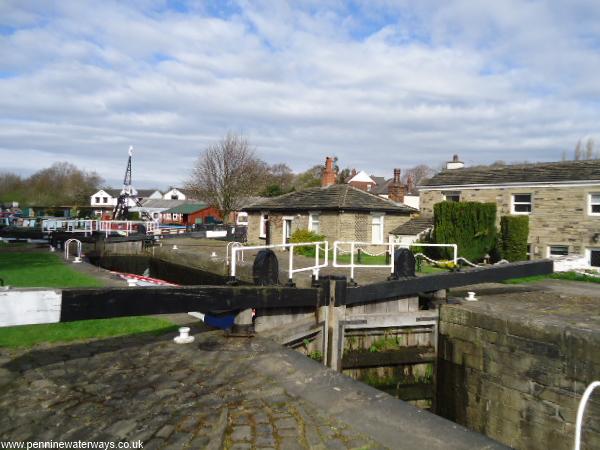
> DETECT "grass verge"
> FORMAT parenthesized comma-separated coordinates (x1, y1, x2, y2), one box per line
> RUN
(0, 316, 178, 348)
(503, 271, 600, 285)
(0, 251, 103, 288)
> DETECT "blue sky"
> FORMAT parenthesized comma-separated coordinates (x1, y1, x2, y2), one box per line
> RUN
(1, 0, 599, 187)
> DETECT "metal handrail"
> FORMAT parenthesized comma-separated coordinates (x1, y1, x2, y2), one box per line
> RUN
(230, 241, 329, 283)
(333, 241, 458, 282)
(575, 381, 600, 450)
(226, 242, 244, 266)
(64, 238, 82, 263)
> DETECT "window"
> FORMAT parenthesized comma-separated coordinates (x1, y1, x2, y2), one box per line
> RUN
(512, 194, 532, 214)
(590, 249, 600, 267)
(589, 193, 600, 215)
(371, 213, 384, 244)
(443, 191, 460, 202)
(309, 212, 320, 234)
(367, 184, 372, 192)
(259, 213, 268, 238)
(153, 213, 159, 219)
(526, 244, 532, 260)
(236, 212, 248, 225)
(95, 196, 100, 203)
(548, 245, 569, 258)
(103, 197, 108, 204)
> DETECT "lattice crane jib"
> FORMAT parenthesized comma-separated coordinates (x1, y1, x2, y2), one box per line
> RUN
(112, 147, 152, 221)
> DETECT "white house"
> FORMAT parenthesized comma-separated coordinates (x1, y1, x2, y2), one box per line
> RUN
(90, 189, 162, 216)
(163, 188, 188, 200)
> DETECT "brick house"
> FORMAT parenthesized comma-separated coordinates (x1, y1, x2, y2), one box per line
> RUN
(244, 157, 416, 246)
(419, 157, 600, 267)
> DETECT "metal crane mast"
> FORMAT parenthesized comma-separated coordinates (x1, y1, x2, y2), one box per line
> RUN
(112, 147, 151, 221)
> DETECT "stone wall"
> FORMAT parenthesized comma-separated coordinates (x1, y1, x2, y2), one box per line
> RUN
(437, 301, 600, 450)
(420, 186, 600, 260)
(246, 210, 410, 247)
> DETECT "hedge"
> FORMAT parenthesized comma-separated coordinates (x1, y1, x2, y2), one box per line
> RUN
(433, 201, 497, 262)
(500, 215, 529, 262)
(290, 229, 326, 257)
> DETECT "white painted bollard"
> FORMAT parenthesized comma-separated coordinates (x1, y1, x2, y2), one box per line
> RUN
(174, 327, 194, 344)
(172, 245, 178, 250)
(49, 246, 55, 252)
(210, 251, 217, 257)
(73, 256, 82, 264)
(465, 291, 478, 302)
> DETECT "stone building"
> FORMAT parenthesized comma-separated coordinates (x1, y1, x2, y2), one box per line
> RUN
(419, 157, 600, 267)
(244, 157, 416, 246)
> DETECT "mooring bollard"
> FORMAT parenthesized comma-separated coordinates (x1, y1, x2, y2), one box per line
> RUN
(173, 327, 195, 344)
(465, 291, 478, 301)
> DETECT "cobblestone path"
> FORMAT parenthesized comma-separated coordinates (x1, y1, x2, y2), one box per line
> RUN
(0, 330, 386, 449)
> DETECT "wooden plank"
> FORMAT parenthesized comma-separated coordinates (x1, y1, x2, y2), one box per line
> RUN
(344, 311, 438, 329)
(342, 346, 435, 369)
(343, 260, 553, 305)
(60, 285, 322, 322)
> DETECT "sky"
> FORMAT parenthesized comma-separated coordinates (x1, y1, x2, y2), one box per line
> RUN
(1, 0, 599, 188)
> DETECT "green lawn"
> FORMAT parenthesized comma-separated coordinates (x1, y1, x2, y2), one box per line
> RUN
(0, 316, 178, 348)
(503, 271, 600, 285)
(0, 252, 103, 288)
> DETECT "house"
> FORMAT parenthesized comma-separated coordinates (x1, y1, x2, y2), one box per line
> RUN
(349, 168, 420, 210)
(130, 199, 192, 222)
(419, 156, 600, 267)
(244, 157, 416, 245)
(162, 188, 195, 201)
(160, 203, 221, 226)
(90, 189, 162, 216)
(390, 217, 434, 245)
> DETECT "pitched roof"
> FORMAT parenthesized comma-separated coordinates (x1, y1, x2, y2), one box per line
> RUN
(99, 188, 160, 198)
(390, 217, 433, 236)
(348, 170, 376, 184)
(161, 203, 209, 214)
(138, 199, 192, 209)
(243, 184, 416, 213)
(421, 160, 600, 187)
(136, 189, 161, 198)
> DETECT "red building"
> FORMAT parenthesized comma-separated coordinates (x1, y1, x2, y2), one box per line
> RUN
(160, 203, 221, 226)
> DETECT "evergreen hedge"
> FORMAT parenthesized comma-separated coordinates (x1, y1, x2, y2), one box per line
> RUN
(290, 229, 326, 257)
(433, 201, 497, 262)
(500, 215, 529, 261)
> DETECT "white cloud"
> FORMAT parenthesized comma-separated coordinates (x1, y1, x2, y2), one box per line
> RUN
(0, 0, 599, 187)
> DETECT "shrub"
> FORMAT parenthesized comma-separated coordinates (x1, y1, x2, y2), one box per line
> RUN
(499, 215, 529, 261)
(290, 229, 326, 257)
(433, 201, 497, 262)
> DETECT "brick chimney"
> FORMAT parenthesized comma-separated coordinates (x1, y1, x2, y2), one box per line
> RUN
(388, 168, 405, 203)
(321, 156, 336, 187)
(406, 174, 414, 194)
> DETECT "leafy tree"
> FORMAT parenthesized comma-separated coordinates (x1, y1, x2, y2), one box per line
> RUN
(293, 164, 323, 190)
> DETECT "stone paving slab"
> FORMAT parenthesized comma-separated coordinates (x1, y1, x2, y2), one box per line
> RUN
(0, 328, 504, 449)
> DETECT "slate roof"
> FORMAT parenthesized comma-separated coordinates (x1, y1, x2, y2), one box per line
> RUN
(421, 160, 600, 187)
(138, 199, 193, 209)
(390, 217, 433, 236)
(161, 203, 209, 214)
(243, 184, 416, 213)
(100, 188, 160, 198)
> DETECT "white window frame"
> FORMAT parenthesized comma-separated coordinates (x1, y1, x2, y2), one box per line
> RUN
(547, 245, 569, 258)
(588, 192, 600, 216)
(308, 212, 320, 234)
(511, 193, 532, 215)
(282, 215, 294, 244)
(236, 212, 248, 225)
(94, 196, 100, 204)
(259, 212, 268, 238)
(443, 191, 461, 202)
(371, 212, 385, 244)
(586, 247, 600, 267)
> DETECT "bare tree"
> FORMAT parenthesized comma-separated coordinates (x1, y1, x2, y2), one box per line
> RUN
(186, 133, 267, 223)
(293, 164, 323, 190)
(586, 138, 595, 160)
(401, 164, 436, 186)
(574, 140, 583, 160)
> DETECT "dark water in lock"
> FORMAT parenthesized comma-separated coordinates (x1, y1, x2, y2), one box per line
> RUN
(89, 255, 229, 286)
